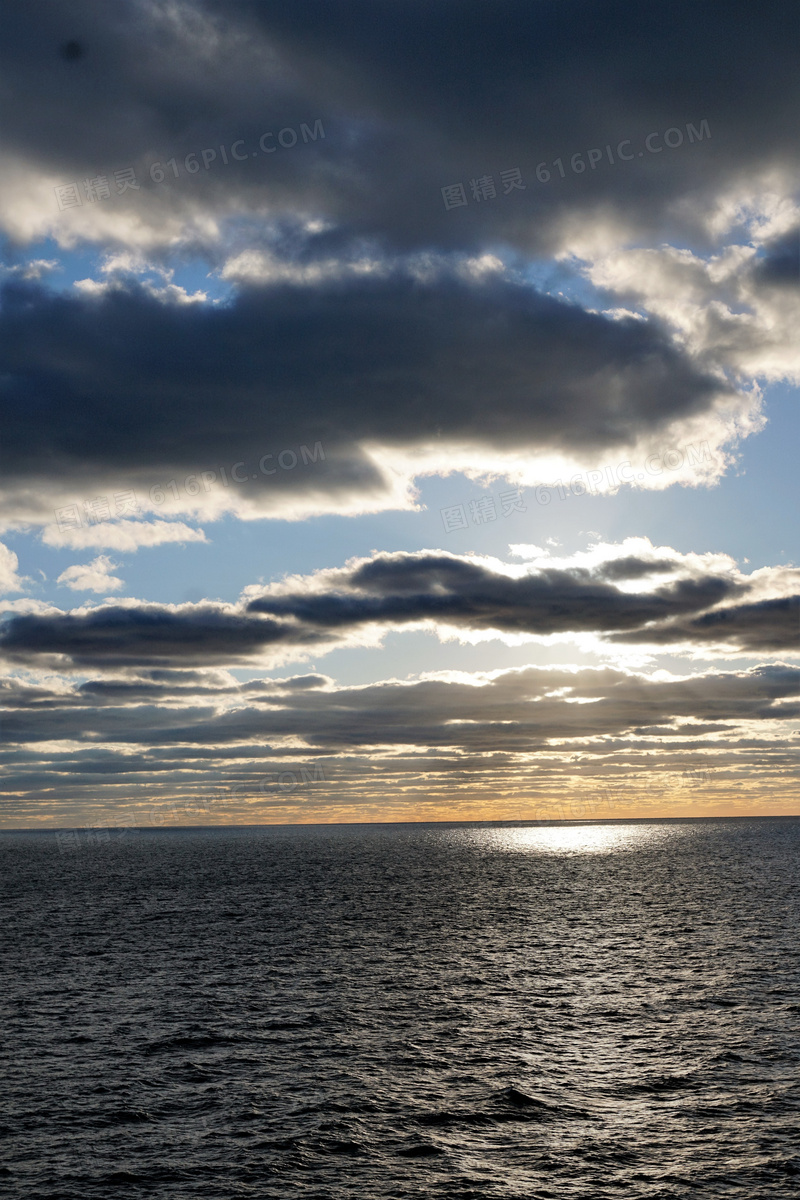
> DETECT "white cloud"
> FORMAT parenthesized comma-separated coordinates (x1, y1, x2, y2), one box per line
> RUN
(580, 213, 800, 387)
(0, 542, 27, 594)
(41, 519, 208, 552)
(57, 555, 124, 593)
(0, 257, 59, 280)
(74, 276, 208, 303)
(0, 598, 59, 616)
(220, 249, 387, 286)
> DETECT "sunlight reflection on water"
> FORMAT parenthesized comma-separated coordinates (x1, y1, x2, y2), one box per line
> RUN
(453, 821, 695, 856)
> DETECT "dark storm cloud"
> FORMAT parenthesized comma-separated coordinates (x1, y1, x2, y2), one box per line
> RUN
(66, 670, 325, 701)
(0, 274, 731, 511)
(612, 596, 800, 653)
(0, 604, 321, 668)
(250, 549, 797, 655)
(751, 228, 800, 289)
(0, 1, 334, 192)
(248, 554, 742, 634)
(231, 0, 796, 251)
(2, 2, 797, 254)
(4, 548, 797, 669)
(594, 556, 682, 582)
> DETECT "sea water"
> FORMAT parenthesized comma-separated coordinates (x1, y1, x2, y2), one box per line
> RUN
(1, 818, 798, 1198)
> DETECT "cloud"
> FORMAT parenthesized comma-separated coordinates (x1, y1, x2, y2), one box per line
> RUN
(582, 223, 800, 386)
(751, 225, 800, 288)
(40, 519, 208, 551)
(0, 542, 27, 595)
(0, 602, 299, 669)
(246, 543, 799, 656)
(0, 258, 59, 280)
(2, 541, 797, 669)
(610, 595, 800, 654)
(247, 548, 741, 634)
(2, 4, 796, 528)
(0, 2, 797, 258)
(2, 660, 799, 823)
(0, 272, 741, 528)
(56, 554, 124, 593)
(0, 598, 60, 617)
(0, 3, 798, 828)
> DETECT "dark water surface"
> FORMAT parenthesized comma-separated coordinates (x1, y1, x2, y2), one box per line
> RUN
(1, 818, 798, 1199)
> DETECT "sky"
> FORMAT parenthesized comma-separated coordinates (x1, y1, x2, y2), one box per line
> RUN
(1, 0, 799, 828)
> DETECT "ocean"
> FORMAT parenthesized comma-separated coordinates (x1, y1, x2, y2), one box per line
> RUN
(1, 818, 798, 1198)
